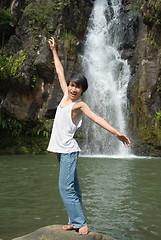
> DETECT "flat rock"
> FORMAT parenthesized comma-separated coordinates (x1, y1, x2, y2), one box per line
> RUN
(12, 225, 116, 240)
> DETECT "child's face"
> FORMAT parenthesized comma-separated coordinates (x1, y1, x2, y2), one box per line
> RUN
(68, 81, 83, 100)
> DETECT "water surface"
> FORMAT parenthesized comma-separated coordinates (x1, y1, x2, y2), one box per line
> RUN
(0, 155, 161, 240)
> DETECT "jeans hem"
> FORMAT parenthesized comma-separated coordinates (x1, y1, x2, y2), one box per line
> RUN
(73, 222, 87, 229)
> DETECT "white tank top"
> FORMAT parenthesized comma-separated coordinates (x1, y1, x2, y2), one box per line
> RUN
(47, 96, 82, 153)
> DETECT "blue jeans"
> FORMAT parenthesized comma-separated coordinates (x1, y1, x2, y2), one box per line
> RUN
(57, 152, 87, 229)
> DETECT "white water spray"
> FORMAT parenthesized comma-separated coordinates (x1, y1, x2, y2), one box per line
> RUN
(81, 0, 131, 156)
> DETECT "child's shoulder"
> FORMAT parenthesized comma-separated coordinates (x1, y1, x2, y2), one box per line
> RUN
(74, 100, 84, 107)
(74, 100, 89, 110)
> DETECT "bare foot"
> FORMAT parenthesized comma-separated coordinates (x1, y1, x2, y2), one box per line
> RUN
(62, 224, 73, 231)
(79, 224, 88, 235)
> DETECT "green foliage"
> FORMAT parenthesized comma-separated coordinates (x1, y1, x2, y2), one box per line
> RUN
(64, 31, 75, 41)
(25, 118, 52, 139)
(149, 11, 161, 26)
(0, 51, 26, 79)
(154, 109, 161, 121)
(0, 8, 12, 42)
(31, 75, 37, 88)
(153, 110, 161, 134)
(61, 31, 78, 58)
(0, 113, 23, 136)
(0, 50, 26, 93)
(156, 72, 161, 92)
(130, 76, 161, 151)
(131, 0, 161, 26)
(23, 0, 70, 31)
(150, 39, 158, 48)
(138, 109, 161, 154)
(0, 113, 52, 138)
(130, 0, 144, 11)
(0, 8, 12, 31)
(139, 124, 154, 142)
(0, 113, 53, 154)
(76, 20, 86, 35)
(147, 0, 161, 25)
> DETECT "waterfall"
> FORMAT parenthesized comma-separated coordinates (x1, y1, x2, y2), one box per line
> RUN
(81, 0, 131, 157)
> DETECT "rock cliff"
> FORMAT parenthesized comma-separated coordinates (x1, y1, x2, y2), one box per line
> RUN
(127, 0, 161, 156)
(0, 0, 92, 153)
(0, 0, 92, 121)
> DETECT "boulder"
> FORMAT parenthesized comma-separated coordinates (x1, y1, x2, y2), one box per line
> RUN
(12, 225, 115, 240)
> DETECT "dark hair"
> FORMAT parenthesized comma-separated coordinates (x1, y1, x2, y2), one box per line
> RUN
(67, 74, 88, 94)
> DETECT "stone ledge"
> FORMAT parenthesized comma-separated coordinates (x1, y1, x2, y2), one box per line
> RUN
(12, 225, 116, 240)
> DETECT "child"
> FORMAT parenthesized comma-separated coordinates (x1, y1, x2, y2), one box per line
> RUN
(47, 37, 130, 235)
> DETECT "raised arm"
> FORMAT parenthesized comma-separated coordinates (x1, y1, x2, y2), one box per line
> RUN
(79, 101, 130, 146)
(48, 37, 67, 95)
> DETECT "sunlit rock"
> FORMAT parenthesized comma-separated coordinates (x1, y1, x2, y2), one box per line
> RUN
(12, 225, 115, 240)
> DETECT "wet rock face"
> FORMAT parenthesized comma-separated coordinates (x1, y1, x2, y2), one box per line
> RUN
(128, 27, 161, 115)
(119, 7, 139, 60)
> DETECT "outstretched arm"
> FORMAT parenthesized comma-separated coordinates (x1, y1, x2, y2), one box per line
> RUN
(48, 37, 67, 95)
(79, 101, 130, 146)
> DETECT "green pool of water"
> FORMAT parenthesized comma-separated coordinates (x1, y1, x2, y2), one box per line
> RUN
(0, 154, 161, 240)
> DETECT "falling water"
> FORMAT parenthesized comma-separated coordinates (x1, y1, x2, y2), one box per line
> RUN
(81, 0, 131, 156)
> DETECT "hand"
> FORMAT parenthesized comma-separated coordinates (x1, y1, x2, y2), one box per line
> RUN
(48, 37, 56, 51)
(115, 132, 130, 147)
